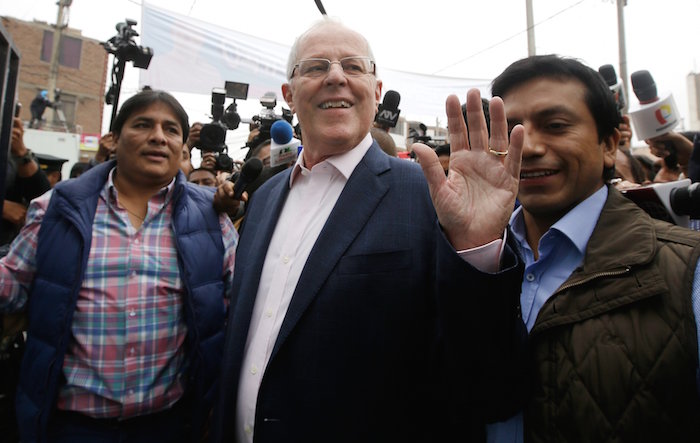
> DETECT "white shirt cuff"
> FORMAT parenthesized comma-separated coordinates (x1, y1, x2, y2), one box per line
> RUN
(456, 230, 508, 273)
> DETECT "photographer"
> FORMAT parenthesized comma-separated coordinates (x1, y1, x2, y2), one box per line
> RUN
(2, 117, 51, 249)
(28, 90, 53, 129)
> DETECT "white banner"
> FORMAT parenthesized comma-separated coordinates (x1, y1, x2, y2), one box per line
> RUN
(139, 2, 490, 122)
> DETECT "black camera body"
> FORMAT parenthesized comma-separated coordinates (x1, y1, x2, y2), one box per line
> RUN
(196, 85, 249, 172)
(247, 92, 293, 152)
(102, 19, 153, 70)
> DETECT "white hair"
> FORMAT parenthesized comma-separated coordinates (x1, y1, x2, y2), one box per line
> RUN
(286, 18, 377, 80)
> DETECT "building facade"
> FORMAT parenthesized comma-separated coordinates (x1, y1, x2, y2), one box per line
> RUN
(2, 15, 107, 135)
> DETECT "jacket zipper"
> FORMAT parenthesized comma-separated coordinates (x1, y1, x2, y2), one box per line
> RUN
(556, 266, 632, 293)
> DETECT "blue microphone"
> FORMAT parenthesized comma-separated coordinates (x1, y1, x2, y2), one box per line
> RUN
(270, 120, 301, 167)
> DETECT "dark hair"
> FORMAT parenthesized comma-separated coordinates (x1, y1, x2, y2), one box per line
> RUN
(491, 55, 621, 142)
(246, 138, 272, 161)
(618, 149, 648, 184)
(434, 143, 451, 157)
(69, 161, 89, 178)
(187, 167, 216, 179)
(112, 90, 189, 143)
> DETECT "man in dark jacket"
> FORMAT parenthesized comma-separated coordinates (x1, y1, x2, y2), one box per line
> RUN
(0, 90, 238, 442)
(212, 19, 528, 443)
(487, 55, 700, 442)
(29, 90, 53, 129)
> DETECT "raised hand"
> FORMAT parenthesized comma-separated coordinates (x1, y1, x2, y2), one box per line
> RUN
(413, 89, 524, 250)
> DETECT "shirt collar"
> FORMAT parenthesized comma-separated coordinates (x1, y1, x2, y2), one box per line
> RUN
(104, 166, 177, 206)
(510, 185, 608, 255)
(289, 133, 374, 187)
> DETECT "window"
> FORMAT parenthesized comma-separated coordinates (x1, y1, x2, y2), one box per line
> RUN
(40, 31, 82, 69)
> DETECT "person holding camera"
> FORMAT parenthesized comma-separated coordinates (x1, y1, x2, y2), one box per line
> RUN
(486, 55, 700, 442)
(28, 90, 53, 129)
(212, 19, 528, 443)
(0, 90, 238, 442)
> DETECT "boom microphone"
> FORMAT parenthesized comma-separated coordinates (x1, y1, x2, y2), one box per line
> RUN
(598, 64, 626, 111)
(375, 90, 401, 130)
(232, 157, 263, 200)
(270, 120, 301, 167)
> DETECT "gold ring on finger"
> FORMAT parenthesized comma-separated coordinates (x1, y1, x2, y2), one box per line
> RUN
(489, 148, 508, 156)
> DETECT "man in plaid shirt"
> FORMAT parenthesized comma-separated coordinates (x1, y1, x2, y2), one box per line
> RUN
(0, 90, 238, 442)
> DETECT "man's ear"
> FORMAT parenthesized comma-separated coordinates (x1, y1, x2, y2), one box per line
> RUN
(375, 79, 383, 112)
(603, 127, 621, 170)
(282, 83, 295, 114)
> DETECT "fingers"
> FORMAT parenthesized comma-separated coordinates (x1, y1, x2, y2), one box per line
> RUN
(488, 97, 508, 152)
(504, 124, 524, 180)
(221, 181, 235, 197)
(446, 95, 468, 153)
(412, 142, 446, 191)
(464, 89, 489, 152)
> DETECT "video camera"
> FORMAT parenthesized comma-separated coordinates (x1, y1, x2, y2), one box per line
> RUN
(408, 123, 444, 149)
(102, 19, 153, 70)
(246, 91, 294, 154)
(196, 82, 249, 172)
(622, 179, 700, 227)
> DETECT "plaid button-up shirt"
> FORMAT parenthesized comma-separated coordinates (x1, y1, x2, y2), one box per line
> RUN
(0, 169, 238, 418)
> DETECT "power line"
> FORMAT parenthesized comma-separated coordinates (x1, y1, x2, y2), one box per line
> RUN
(188, 0, 198, 15)
(432, 0, 587, 75)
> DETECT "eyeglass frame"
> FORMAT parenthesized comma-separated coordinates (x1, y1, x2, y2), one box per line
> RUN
(290, 56, 376, 79)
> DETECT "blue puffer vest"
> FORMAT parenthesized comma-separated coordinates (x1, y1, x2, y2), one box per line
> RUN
(15, 161, 228, 442)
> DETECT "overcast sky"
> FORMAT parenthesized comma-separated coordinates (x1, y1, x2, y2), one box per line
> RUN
(4, 0, 699, 152)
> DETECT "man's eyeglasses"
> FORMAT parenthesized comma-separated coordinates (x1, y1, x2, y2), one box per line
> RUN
(291, 56, 376, 78)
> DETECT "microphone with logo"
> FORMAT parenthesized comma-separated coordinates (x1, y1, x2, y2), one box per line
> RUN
(374, 90, 401, 131)
(628, 70, 680, 141)
(629, 70, 681, 170)
(270, 120, 301, 168)
(622, 71, 700, 225)
(598, 64, 626, 112)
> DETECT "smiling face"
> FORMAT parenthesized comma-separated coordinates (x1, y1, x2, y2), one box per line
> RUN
(282, 23, 382, 167)
(114, 101, 184, 191)
(503, 77, 618, 227)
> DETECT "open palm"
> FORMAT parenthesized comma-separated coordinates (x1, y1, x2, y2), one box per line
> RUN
(413, 89, 524, 250)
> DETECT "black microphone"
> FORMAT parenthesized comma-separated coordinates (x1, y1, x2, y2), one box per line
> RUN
(375, 90, 401, 129)
(631, 70, 659, 104)
(598, 64, 626, 111)
(232, 157, 263, 200)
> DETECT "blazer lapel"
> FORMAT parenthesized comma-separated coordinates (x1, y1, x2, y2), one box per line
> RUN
(271, 143, 391, 359)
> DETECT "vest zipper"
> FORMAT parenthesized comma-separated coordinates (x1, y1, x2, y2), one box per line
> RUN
(556, 266, 632, 293)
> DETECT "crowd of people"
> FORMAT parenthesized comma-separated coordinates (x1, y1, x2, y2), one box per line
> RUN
(1, 17, 700, 443)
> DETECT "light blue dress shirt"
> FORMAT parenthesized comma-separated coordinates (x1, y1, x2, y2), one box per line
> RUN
(487, 186, 700, 443)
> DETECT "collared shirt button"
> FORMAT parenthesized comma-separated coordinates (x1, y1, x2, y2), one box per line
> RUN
(245, 425, 252, 435)
(251, 365, 258, 375)
(526, 273, 536, 282)
(129, 310, 136, 317)
(282, 256, 289, 264)
(130, 347, 135, 355)
(265, 311, 273, 318)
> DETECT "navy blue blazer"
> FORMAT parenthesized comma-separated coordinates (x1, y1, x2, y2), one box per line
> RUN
(212, 142, 526, 442)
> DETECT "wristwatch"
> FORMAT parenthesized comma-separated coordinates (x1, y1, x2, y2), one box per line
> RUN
(12, 149, 34, 165)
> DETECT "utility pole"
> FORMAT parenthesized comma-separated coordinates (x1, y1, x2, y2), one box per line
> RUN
(616, 0, 629, 113)
(526, 0, 536, 56)
(47, 0, 72, 123)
